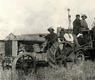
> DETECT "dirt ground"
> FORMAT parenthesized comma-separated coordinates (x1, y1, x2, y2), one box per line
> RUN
(1, 60, 95, 80)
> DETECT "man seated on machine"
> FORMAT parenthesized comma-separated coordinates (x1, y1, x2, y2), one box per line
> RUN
(58, 28, 75, 57)
(58, 28, 80, 53)
(41, 27, 58, 52)
(58, 28, 74, 43)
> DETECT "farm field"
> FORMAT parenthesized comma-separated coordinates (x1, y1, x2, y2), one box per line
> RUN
(1, 60, 95, 80)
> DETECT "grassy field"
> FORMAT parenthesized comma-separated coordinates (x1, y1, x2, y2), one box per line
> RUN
(1, 60, 95, 80)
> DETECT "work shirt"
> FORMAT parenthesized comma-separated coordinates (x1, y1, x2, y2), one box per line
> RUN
(64, 33, 74, 43)
(45, 33, 57, 42)
(73, 19, 81, 35)
(45, 33, 57, 48)
(81, 19, 88, 29)
(58, 33, 74, 43)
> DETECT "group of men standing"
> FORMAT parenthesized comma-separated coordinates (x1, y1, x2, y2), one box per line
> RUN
(73, 14, 88, 36)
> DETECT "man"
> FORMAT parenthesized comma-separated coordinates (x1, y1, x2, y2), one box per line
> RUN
(59, 28, 79, 47)
(73, 14, 81, 36)
(59, 28, 74, 43)
(42, 27, 57, 52)
(45, 27, 57, 47)
(81, 14, 89, 30)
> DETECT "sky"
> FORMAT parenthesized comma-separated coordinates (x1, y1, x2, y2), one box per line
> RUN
(0, 0, 95, 39)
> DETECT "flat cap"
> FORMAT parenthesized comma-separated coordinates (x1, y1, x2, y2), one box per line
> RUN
(48, 27, 54, 31)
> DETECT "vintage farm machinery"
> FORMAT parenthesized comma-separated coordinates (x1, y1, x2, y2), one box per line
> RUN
(10, 28, 95, 77)
(9, 27, 86, 79)
(1, 27, 91, 80)
(1, 8, 85, 77)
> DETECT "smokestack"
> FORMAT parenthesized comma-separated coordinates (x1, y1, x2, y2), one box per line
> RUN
(67, 8, 71, 29)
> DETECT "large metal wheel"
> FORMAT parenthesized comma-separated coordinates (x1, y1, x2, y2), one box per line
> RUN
(12, 52, 36, 80)
(56, 42, 74, 67)
(48, 41, 74, 68)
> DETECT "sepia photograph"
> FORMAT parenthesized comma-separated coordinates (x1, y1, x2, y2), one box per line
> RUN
(0, 0, 95, 80)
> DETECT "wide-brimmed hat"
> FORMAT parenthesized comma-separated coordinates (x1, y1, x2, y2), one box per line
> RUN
(48, 27, 54, 32)
(81, 14, 87, 19)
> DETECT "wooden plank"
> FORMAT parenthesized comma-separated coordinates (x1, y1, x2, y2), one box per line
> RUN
(12, 41, 18, 57)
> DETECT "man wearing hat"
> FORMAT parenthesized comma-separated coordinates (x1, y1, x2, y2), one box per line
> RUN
(73, 14, 81, 36)
(44, 27, 57, 51)
(81, 14, 89, 31)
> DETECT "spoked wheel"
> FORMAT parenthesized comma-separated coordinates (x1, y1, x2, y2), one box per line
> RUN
(48, 42, 74, 69)
(75, 50, 85, 66)
(55, 43, 74, 68)
(16, 56, 35, 74)
(12, 52, 36, 80)
(55, 48, 67, 67)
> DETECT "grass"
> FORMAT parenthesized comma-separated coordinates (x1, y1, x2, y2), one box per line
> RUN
(1, 60, 95, 80)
